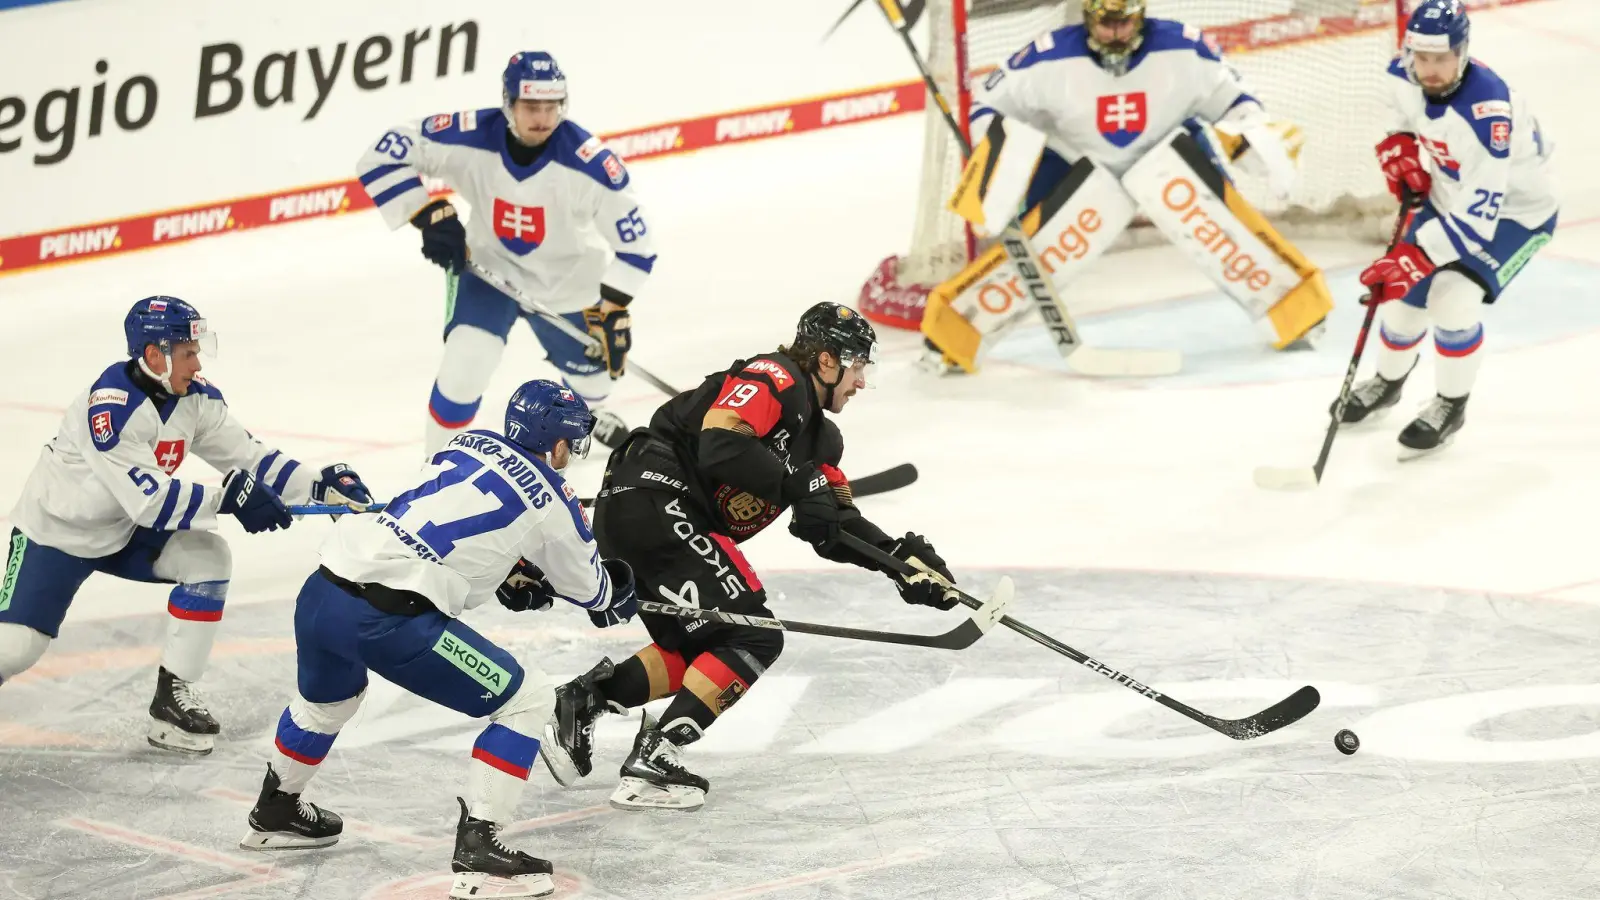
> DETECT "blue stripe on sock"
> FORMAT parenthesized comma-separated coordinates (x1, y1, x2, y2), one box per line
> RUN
(275, 708, 337, 764)
(473, 723, 539, 773)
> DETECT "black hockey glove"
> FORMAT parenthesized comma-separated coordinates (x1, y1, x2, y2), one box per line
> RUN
(582, 303, 632, 378)
(220, 469, 292, 534)
(783, 464, 849, 547)
(497, 558, 556, 613)
(889, 533, 961, 611)
(410, 199, 467, 273)
(589, 559, 638, 628)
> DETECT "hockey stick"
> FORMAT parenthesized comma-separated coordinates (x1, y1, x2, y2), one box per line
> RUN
(638, 574, 1010, 649)
(287, 463, 918, 517)
(837, 532, 1321, 739)
(1252, 194, 1422, 491)
(466, 262, 681, 398)
(869, 1, 1181, 379)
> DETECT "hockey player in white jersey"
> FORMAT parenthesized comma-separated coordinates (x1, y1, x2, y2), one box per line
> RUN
(239, 380, 638, 900)
(357, 51, 657, 458)
(923, 0, 1335, 369)
(1339, 0, 1558, 457)
(0, 297, 373, 754)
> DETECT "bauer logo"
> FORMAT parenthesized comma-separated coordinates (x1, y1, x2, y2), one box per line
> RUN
(714, 109, 792, 142)
(433, 633, 511, 695)
(820, 91, 898, 125)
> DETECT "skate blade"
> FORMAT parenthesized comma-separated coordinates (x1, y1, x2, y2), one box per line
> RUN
(147, 720, 214, 755)
(1397, 436, 1454, 462)
(450, 871, 555, 899)
(238, 830, 340, 851)
(539, 723, 578, 788)
(609, 777, 704, 812)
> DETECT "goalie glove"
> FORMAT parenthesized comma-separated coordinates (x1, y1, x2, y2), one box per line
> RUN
(888, 533, 961, 611)
(582, 303, 631, 378)
(1212, 110, 1305, 203)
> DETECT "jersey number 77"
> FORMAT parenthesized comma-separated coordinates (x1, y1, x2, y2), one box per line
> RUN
(384, 450, 529, 557)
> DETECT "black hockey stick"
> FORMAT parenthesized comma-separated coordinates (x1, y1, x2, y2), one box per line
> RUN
(637, 571, 1010, 649)
(289, 464, 922, 517)
(837, 533, 1321, 739)
(1253, 192, 1423, 491)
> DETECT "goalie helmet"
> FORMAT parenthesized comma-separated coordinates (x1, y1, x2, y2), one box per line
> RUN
(502, 51, 568, 119)
(1084, 0, 1147, 76)
(1403, 0, 1471, 97)
(504, 379, 595, 459)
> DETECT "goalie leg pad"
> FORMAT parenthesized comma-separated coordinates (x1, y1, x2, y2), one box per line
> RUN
(1122, 128, 1332, 349)
(924, 157, 1137, 372)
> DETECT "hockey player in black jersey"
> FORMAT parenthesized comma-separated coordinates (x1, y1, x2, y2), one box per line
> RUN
(541, 302, 961, 810)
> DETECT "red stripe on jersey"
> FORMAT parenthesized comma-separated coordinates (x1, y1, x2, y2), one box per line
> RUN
(710, 533, 764, 591)
(711, 376, 783, 437)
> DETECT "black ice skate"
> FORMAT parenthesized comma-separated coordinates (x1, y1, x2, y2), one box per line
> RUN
(592, 410, 629, 450)
(1332, 365, 1412, 425)
(238, 765, 343, 850)
(542, 657, 615, 786)
(147, 666, 220, 754)
(609, 712, 709, 812)
(1398, 394, 1468, 460)
(450, 797, 555, 899)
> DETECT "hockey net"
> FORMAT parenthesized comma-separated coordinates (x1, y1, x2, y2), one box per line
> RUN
(885, 0, 1408, 301)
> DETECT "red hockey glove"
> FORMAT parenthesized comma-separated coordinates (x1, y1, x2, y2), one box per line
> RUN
(1376, 133, 1431, 204)
(1359, 242, 1435, 306)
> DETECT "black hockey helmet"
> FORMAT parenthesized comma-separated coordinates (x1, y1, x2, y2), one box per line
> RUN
(791, 302, 878, 371)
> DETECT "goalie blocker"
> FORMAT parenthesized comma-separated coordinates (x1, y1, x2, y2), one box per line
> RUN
(925, 118, 1332, 372)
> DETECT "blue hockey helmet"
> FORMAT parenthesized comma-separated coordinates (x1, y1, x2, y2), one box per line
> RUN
(502, 51, 567, 116)
(124, 296, 215, 359)
(1403, 0, 1471, 95)
(504, 379, 595, 459)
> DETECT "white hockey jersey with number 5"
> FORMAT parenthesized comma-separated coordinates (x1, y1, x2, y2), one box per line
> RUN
(973, 19, 1263, 178)
(1382, 58, 1558, 268)
(10, 362, 317, 558)
(318, 430, 616, 619)
(355, 111, 657, 313)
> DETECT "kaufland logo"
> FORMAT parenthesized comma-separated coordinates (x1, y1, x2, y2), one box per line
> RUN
(715, 109, 792, 142)
(39, 225, 120, 260)
(821, 91, 898, 125)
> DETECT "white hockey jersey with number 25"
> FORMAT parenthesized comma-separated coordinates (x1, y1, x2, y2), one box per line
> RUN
(356, 110, 657, 313)
(318, 430, 617, 619)
(1382, 58, 1558, 269)
(974, 19, 1263, 178)
(10, 361, 316, 558)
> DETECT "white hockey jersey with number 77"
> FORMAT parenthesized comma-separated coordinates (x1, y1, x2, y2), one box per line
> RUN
(355, 110, 658, 313)
(318, 430, 617, 619)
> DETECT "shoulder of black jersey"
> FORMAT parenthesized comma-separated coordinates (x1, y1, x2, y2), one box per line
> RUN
(1451, 63, 1514, 157)
(1006, 25, 1092, 71)
(736, 353, 805, 393)
(85, 361, 146, 451)
(419, 107, 503, 150)
(548, 119, 630, 191)
(1142, 19, 1221, 61)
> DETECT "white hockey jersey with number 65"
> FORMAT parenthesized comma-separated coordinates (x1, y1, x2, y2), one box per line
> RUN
(355, 110, 658, 313)
(318, 430, 616, 619)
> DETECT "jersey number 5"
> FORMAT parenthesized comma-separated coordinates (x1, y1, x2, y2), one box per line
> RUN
(385, 450, 524, 556)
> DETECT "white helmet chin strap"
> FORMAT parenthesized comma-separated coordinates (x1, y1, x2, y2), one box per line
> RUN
(136, 350, 177, 394)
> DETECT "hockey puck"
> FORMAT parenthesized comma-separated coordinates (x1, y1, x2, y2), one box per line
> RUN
(1334, 729, 1360, 755)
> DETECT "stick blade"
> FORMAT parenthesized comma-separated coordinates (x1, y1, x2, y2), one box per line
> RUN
(851, 463, 918, 497)
(1215, 685, 1322, 740)
(1252, 466, 1320, 491)
(1067, 347, 1183, 378)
